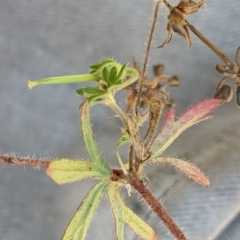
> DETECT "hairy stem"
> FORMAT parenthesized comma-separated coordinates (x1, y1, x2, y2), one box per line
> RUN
(135, 0, 161, 116)
(105, 94, 128, 127)
(0, 155, 49, 168)
(129, 176, 187, 240)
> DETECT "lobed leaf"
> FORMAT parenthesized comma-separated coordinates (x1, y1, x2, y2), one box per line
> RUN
(107, 68, 138, 93)
(150, 98, 221, 159)
(90, 60, 123, 80)
(76, 87, 106, 102)
(80, 100, 110, 173)
(152, 157, 210, 187)
(46, 159, 107, 184)
(62, 181, 109, 240)
(108, 183, 158, 240)
(89, 59, 114, 72)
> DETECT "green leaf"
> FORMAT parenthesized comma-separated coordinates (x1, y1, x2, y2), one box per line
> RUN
(90, 60, 122, 79)
(150, 98, 221, 159)
(89, 59, 114, 71)
(108, 66, 118, 85)
(80, 100, 110, 173)
(76, 87, 106, 102)
(108, 183, 158, 240)
(82, 87, 106, 96)
(115, 129, 131, 149)
(75, 88, 84, 97)
(46, 159, 107, 184)
(152, 157, 210, 187)
(28, 74, 100, 89)
(62, 181, 109, 240)
(102, 67, 109, 82)
(114, 63, 128, 83)
(107, 68, 138, 93)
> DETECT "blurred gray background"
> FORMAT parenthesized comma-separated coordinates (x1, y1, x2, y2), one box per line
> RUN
(0, 0, 240, 239)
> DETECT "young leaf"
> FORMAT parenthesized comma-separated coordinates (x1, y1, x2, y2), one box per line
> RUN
(28, 74, 101, 89)
(150, 98, 221, 159)
(89, 59, 114, 71)
(108, 66, 118, 85)
(108, 183, 158, 240)
(107, 68, 139, 93)
(80, 100, 110, 173)
(46, 159, 107, 184)
(102, 67, 109, 83)
(114, 63, 128, 83)
(152, 157, 210, 187)
(81, 87, 106, 97)
(76, 87, 106, 102)
(115, 129, 131, 149)
(62, 181, 109, 240)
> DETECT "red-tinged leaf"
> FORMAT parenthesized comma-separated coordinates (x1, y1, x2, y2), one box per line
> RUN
(108, 183, 158, 240)
(150, 98, 221, 159)
(152, 157, 210, 187)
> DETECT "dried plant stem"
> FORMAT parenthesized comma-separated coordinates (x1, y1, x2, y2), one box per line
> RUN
(135, 0, 161, 116)
(0, 155, 49, 168)
(186, 21, 232, 66)
(163, 0, 173, 10)
(129, 176, 187, 240)
(162, 0, 232, 66)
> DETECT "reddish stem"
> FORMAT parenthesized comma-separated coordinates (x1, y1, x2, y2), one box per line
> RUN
(129, 176, 187, 240)
(0, 155, 49, 168)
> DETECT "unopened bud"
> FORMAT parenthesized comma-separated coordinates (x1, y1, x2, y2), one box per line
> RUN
(214, 85, 233, 103)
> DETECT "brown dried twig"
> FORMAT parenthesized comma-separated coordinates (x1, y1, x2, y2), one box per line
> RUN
(125, 58, 179, 114)
(135, 0, 161, 116)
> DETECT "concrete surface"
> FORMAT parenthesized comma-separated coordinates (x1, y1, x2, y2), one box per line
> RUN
(0, 0, 240, 239)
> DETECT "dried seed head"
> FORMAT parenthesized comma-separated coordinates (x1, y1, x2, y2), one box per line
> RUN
(214, 85, 233, 103)
(127, 115, 145, 160)
(216, 63, 238, 78)
(143, 99, 162, 151)
(168, 75, 180, 86)
(153, 64, 164, 77)
(236, 86, 240, 107)
(177, 0, 206, 15)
